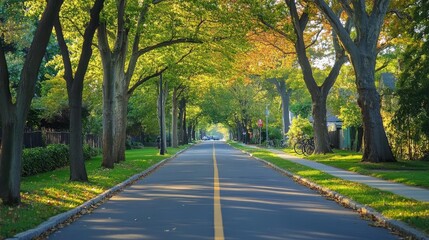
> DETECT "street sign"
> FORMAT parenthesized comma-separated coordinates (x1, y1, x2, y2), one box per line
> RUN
(257, 119, 263, 127)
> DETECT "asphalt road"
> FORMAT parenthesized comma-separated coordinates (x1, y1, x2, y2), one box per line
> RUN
(48, 141, 399, 240)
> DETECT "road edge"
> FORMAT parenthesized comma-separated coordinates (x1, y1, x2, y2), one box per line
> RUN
(230, 144, 429, 240)
(8, 146, 192, 240)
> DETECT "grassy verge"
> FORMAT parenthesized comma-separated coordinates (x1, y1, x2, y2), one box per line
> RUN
(0, 146, 186, 239)
(230, 142, 429, 235)
(281, 148, 429, 189)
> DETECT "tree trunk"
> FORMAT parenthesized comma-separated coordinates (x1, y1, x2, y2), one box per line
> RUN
(55, 0, 104, 181)
(0, 0, 64, 205)
(270, 78, 291, 141)
(99, 56, 116, 168)
(97, 15, 128, 167)
(280, 87, 291, 140)
(353, 55, 395, 162)
(171, 87, 179, 147)
(0, 118, 24, 205)
(181, 98, 188, 145)
(68, 92, 88, 181)
(157, 74, 168, 155)
(312, 94, 332, 153)
(114, 91, 127, 162)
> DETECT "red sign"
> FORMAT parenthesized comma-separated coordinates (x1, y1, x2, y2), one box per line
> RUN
(257, 119, 263, 127)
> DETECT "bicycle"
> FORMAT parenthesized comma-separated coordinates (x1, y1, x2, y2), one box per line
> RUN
(302, 138, 314, 156)
(293, 137, 314, 155)
(266, 140, 275, 148)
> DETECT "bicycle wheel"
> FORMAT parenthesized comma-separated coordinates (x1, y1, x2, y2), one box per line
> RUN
(303, 142, 315, 156)
(293, 142, 304, 155)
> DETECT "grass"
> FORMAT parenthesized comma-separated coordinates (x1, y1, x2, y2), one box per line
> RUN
(230, 142, 429, 235)
(284, 148, 429, 189)
(0, 146, 186, 239)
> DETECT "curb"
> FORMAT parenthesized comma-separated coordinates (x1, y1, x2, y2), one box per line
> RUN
(8, 146, 190, 240)
(234, 145, 429, 240)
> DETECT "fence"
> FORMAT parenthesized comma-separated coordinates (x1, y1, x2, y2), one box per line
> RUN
(2, 130, 102, 149)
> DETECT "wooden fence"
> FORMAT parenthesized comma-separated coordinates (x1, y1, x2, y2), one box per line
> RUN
(1, 130, 102, 149)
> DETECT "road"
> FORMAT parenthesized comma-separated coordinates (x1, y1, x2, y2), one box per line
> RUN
(48, 141, 398, 240)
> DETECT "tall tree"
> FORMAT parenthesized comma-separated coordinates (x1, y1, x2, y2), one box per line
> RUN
(0, 0, 64, 205)
(54, 0, 105, 181)
(157, 73, 168, 154)
(313, 0, 396, 162)
(97, 0, 202, 168)
(394, 0, 429, 159)
(257, 0, 348, 153)
(286, 0, 348, 153)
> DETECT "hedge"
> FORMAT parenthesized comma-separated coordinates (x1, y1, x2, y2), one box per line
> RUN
(21, 144, 98, 177)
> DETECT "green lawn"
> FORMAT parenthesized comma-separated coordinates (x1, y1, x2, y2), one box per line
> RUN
(230, 142, 429, 235)
(284, 148, 429, 189)
(0, 146, 186, 239)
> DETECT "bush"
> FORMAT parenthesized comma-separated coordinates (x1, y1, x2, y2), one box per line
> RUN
(22, 144, 98, 177)
(22, 144, 69, 177)
(83, 144, 99, 160)
(287, 116, 313, 145)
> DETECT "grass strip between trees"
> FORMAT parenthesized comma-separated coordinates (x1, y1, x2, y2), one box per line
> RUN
(0, 146, 186, 239)
(229, 142, 429, 236)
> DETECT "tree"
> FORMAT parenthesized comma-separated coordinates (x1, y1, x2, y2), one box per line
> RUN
(394, 0, 429, 160)
(257, 0, 348, 153)
(97, 0, 204, 168)
(53, 0, 105, 181)
(0, 0, 64, 205)
(239, 30, 296, 143)
(313, 0, 396, 162)
(157, 73, 168, 154)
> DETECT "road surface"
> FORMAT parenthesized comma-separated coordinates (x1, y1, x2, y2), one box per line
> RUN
(48, 141, 398, 239)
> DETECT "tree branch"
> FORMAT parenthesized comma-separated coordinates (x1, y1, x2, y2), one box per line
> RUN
(258, 15, 289, 39)
(0, 40, 13, 111)
(128, 48, 194, 96)
(54, 17, 74, 91)
(312, 0, 358, 58)
(136, 38, 202, 58)
(339, 0, 354, 17)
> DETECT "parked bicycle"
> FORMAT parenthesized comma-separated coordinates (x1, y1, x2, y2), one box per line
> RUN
(266, 139, 275, 148)
(293, 136, 314, 156)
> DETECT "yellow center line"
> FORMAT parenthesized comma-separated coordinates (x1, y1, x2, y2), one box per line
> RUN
(213, 143, 225, 240)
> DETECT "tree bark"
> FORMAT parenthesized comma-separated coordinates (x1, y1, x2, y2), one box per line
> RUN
(353, 55, 395, 162)
(0, 0, 63, 205)
(312, 94, 331, 152)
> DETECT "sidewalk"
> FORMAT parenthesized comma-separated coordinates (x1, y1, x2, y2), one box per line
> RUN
(241, 143, 429, 202)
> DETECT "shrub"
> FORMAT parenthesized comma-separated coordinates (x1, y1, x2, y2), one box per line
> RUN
(22, 144, 98, 177)
(22, 144, 69, 177)
(83, 144, 99, 160)
(287, 116, 313, 145)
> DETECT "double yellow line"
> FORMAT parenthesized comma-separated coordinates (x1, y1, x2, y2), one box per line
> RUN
(212, 143, 225, 240)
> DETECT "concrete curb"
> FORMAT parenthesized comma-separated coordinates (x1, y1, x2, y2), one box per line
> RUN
(235, 146, 429, 240)
(8, 146, 191, 240)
